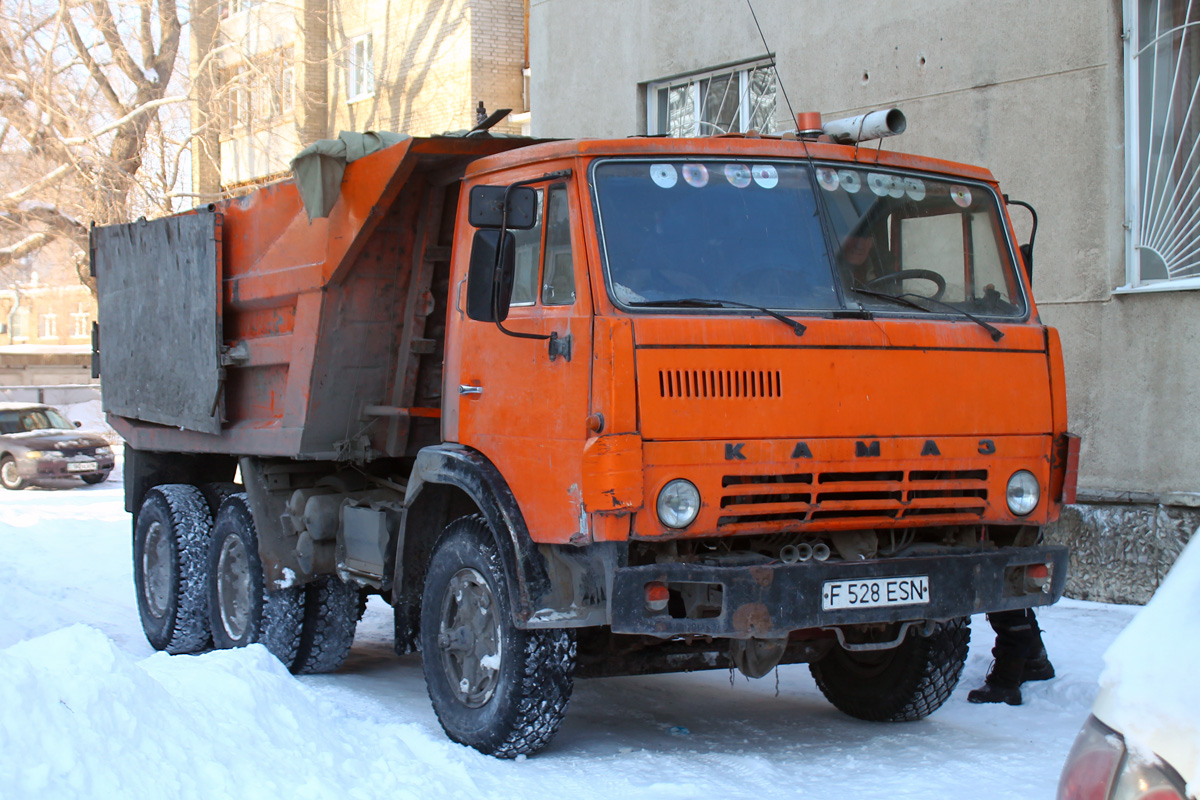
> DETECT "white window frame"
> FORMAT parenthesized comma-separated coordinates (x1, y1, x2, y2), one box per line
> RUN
(11, 307, 29, 341)
(39, 312, 56, 339)
(70, 304, 89, 339)
(346, 33, 375, 103)
(1119, 0, 1200, 293)
(646, 58, 779, 137)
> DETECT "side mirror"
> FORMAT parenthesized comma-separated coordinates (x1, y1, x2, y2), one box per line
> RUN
(468, 185, 538, 230)
(466, 229, 517, 322)
(74, 421, 82, 428)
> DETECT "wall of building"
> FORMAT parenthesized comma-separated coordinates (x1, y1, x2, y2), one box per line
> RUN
(529, 0, 1199, 599)
(0, 285, 96, 348)
(197, 0, 529, 190)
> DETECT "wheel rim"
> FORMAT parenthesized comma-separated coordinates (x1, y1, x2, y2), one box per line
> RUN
(1, 459, 19, 488)
(216, 534, 252, 640)
(142, 521, 172, 617)
(437, 567, 502, 708)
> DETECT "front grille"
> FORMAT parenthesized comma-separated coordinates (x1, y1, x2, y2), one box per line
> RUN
(59, 445, 97, 457)
(658, 369, 782, 399)
(716, 468, 989, 530)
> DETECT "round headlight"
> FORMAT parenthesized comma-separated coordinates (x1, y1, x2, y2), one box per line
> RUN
(1006, 470, 1040, 516)
(657, 479, 701, 529)
(96, 446, 112, 456)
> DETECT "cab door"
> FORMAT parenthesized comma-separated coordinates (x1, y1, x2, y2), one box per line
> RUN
(446, 179, 594, 545)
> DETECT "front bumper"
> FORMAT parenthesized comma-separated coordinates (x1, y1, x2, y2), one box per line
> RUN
(32, 455, 115, 480)
(610, 545, 1068, 638)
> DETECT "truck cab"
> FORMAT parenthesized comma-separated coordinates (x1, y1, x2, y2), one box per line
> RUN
(447, 135, 1071, 633)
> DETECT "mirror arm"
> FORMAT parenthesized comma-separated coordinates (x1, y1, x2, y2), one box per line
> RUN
(491, 170, 574, 342)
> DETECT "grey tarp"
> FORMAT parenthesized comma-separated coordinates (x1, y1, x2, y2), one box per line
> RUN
(290, 131, 410, 221)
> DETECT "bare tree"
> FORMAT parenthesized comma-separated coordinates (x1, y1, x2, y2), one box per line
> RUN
(0, 0, 187, 290)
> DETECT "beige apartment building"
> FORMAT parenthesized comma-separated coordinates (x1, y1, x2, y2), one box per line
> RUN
(191, 0, 529, 194)
(529, 0, 1200, 601)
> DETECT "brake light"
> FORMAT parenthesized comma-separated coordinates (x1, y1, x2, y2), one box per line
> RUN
(1058, 717, 1123, 800)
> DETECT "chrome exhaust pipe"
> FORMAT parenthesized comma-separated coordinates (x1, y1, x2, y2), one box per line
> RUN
(812, 542, 831, 562)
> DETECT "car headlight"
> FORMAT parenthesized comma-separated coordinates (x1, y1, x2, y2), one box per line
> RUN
(1006, 470, 1040, 515)
(95, 446, 112, 456)
(657, 479, 701, 529)
(24, 450, 64, 460)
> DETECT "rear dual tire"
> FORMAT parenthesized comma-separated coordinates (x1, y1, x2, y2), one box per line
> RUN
(133, 485, 214, 654)
(208, 493, 357, 673)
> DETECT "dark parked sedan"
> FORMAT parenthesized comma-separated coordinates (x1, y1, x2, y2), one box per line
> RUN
(0, 402, 115, 489)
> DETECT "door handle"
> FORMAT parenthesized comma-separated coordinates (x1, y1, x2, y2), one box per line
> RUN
(458, 385, 483, 396)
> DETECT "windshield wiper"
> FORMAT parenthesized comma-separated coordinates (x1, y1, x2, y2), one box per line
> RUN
(627, 298, 806, 337)
(849, 288, 1004, 342)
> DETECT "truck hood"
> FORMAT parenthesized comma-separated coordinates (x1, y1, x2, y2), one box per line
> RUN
(631, 316, 1053, 441)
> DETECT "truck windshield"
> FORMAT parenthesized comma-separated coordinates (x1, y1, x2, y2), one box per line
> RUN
(592, 161, 838, 310)
(592, 159, 1026, 319)
(819, 166, 1026, 318)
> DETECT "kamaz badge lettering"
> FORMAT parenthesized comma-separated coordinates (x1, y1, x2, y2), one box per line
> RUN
(725, 443, 746, 460)
(979, 439, 996, 455)
(855, 440, 881, 457)
(921, 440, 941, 456)
(791, 442, 813, 459)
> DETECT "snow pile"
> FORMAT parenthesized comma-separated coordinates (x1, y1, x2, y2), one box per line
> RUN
(0, 626, 472, 799)
(1100, 531, 1200, 789)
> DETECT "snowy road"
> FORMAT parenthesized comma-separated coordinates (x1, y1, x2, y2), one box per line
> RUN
(0, 467, 1138, 799)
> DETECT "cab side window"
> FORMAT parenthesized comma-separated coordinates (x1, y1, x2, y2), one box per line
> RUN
(509, 190, 544, 306)
(541, 184, 575, 306)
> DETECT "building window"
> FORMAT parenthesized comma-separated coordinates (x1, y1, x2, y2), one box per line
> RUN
(11, 308, 29, 341)
(39, 312, 56, 339)
(71, 304, 89, 338)
(1124, 0, 1200, 291)
(647, 61, 778, 137)
(281, 66, 295, 113)
(346, 34, 374, 102)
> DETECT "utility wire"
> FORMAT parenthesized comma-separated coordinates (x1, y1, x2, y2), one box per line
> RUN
(746, 0, 796, 128)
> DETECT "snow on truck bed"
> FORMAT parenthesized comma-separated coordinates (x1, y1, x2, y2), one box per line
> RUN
(0, 463, 1148, 799)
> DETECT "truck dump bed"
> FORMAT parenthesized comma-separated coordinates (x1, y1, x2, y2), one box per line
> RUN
(94, 136, 536, 459)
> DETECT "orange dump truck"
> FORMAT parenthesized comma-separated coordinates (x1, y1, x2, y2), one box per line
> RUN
(93, 111, 1077, 757)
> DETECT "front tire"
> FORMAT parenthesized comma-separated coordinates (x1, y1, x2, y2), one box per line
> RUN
(1, 455, 25, 490)
(81, 473, 108, 485)
(810, 618, 970, 722)
(133, 485, 214, 653)
(421, 515, 576, 758)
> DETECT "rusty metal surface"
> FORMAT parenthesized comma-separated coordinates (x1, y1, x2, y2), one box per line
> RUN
(609, 545, 1069, 638)
(94, 212, 223, 434)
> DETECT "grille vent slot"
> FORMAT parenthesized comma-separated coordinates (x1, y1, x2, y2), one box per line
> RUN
(716, 468, 989, 530)
(658, 369, 781, 399)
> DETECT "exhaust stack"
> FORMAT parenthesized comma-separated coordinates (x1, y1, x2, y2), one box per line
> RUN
(822, 108, 906, 145)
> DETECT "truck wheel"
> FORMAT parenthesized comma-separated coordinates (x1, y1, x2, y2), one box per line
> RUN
(1, 456, 25, 490)
(198, 481, 240, 519)
(810, 617, 970, 722)
(420, 515, 576, 758)
(208, 493, 305, 667)
(291, 577, 360, 675)
(133, 484, 214, 654)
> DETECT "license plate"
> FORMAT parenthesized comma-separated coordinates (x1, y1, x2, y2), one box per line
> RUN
(822, 576, 930, 610)
(67, 461, 98, 473)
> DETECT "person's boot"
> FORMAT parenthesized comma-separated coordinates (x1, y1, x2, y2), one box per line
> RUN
(1023, 645, 1055, 683)
(968, 655, 1025, 705)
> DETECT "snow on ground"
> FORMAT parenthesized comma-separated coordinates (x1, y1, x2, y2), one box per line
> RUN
(0, 462, 1144, 799)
